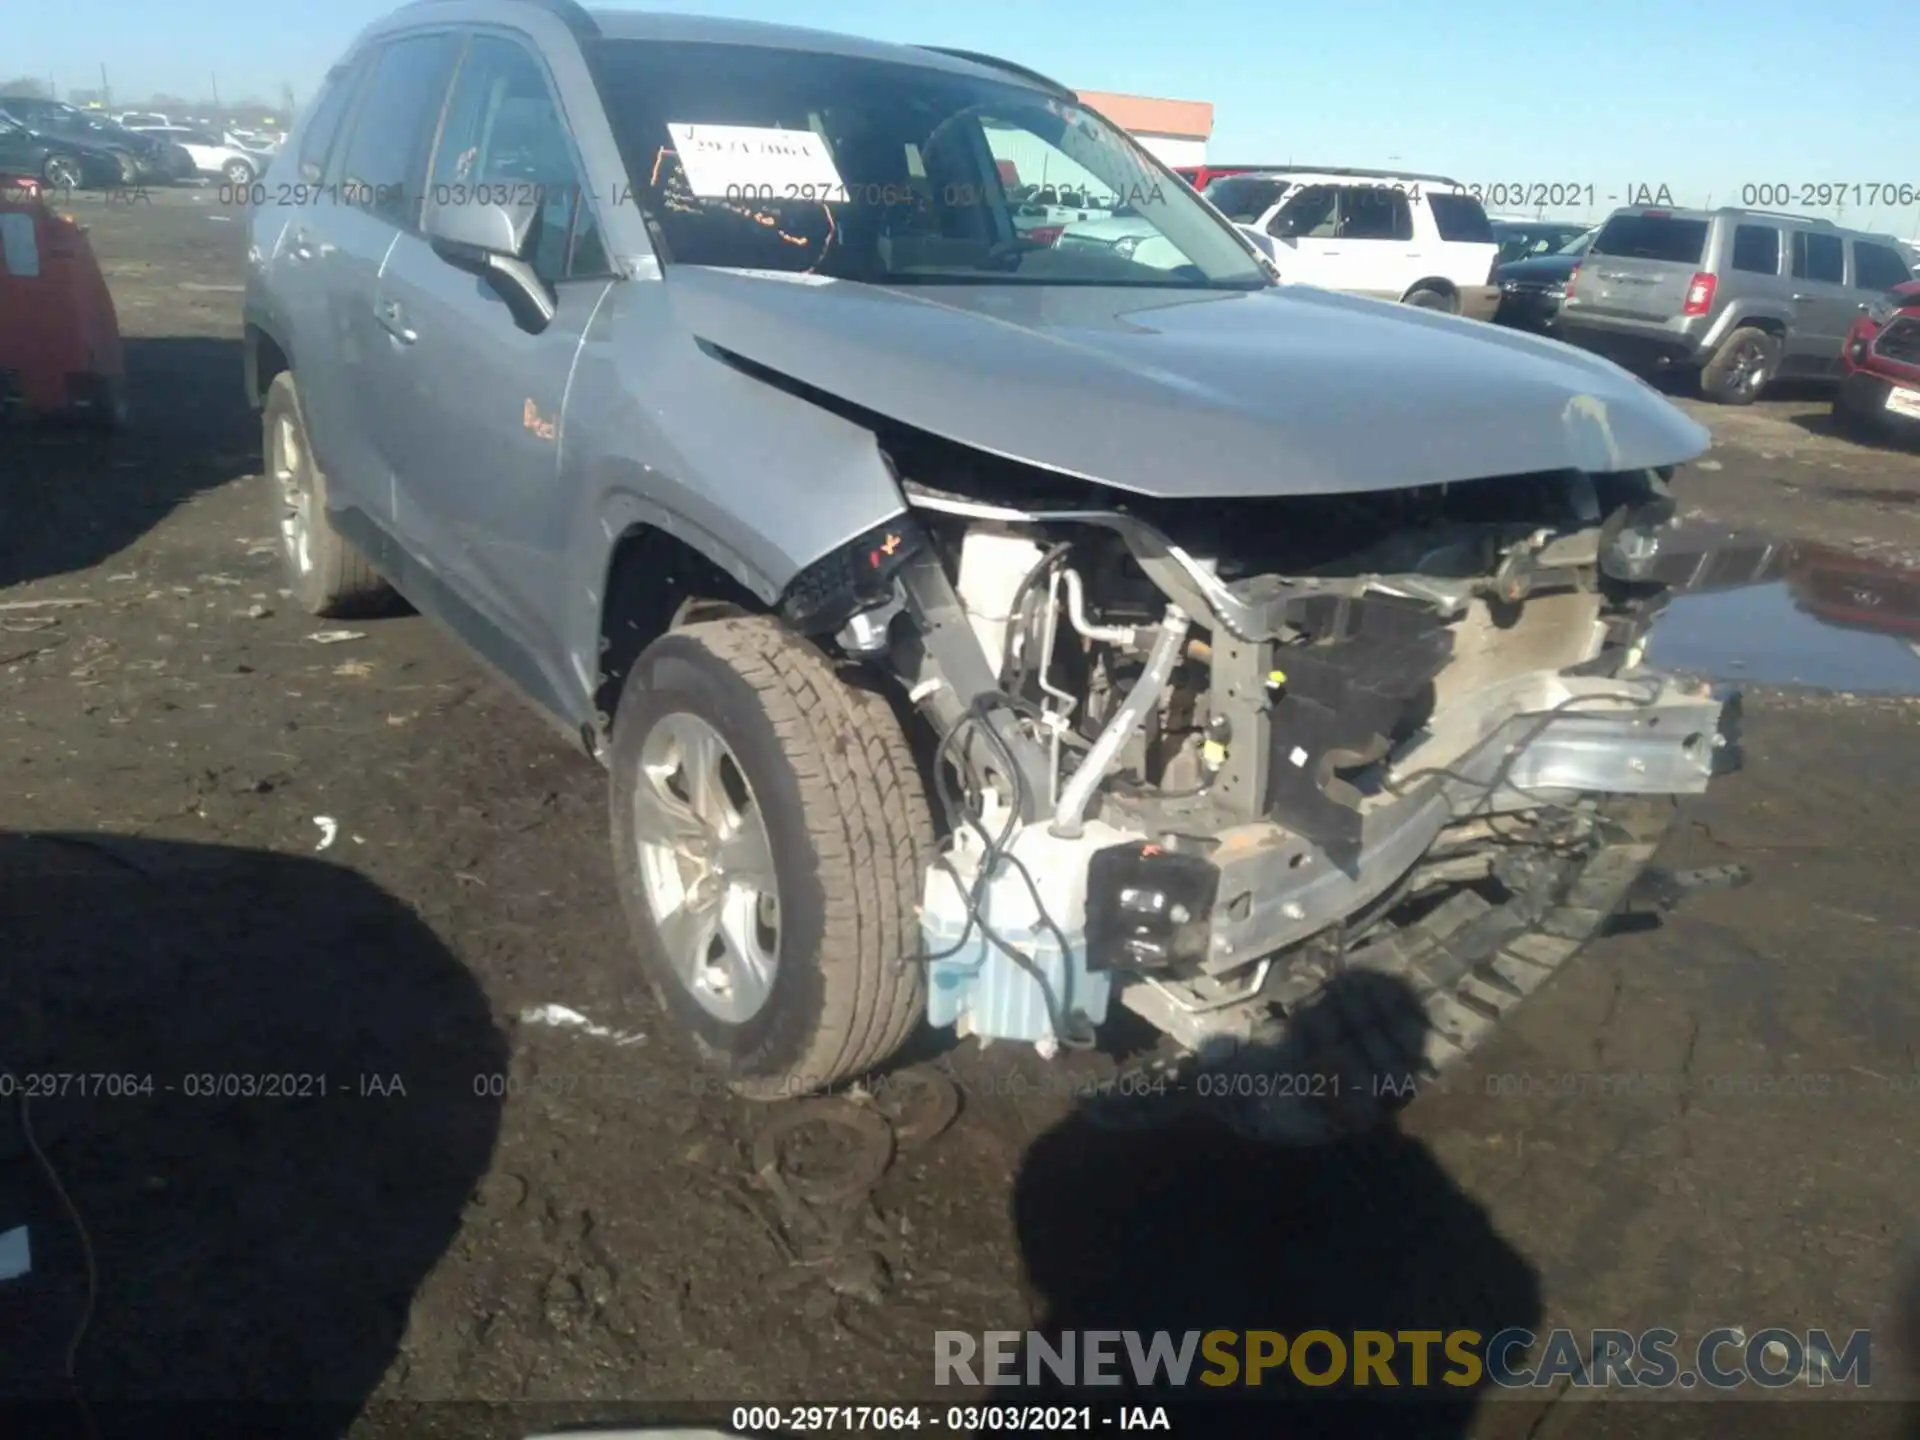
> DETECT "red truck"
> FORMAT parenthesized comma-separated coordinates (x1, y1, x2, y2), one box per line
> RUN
(1834, 279, 1920, 440)
(1171, 164, 1263, 191)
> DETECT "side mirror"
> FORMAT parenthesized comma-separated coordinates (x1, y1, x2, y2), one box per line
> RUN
(425, 197, 556, 332)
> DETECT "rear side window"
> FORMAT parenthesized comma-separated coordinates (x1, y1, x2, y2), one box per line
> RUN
(297, 61, 365, 184)
(1729, 224, 1779, 275)
(1853, 241, 1911, 291)
(1426, 191, 1494, 243)
(1791, 230, 1844, 284)
(335, 32, 464, 229)
(1341, 185, 1413, 241)
(1593, 214, 1709, 263)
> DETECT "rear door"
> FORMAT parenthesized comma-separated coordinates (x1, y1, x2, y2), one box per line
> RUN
(1786, 228, 1853, 371)
(263, 56, 368, 482)
(1577, 211, 1711, 321)
(1423, 188, 1499, 289)
(315, 29, 465, 531)
(1336, 183, 1417, 297)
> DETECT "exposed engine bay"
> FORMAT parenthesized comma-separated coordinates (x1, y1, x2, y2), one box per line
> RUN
(785, 444, 1769, 1076)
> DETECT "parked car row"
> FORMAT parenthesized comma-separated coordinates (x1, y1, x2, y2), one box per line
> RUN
(1048, 166, 1504, 319)
(1548, 206, 1916, 409)
(0, 95, 268, 188)
(1171, 160, 1918, 423)
(119, 123, 271, 185)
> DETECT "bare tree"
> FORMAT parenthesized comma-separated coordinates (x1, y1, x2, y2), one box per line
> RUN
(0, 76, 50, 98)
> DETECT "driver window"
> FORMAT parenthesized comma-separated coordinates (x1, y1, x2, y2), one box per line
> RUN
(1270, 185, 1336, 238)
(427, 34, 605, 283)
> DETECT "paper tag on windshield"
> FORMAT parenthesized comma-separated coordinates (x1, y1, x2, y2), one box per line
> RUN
(667, 123, 846, 200)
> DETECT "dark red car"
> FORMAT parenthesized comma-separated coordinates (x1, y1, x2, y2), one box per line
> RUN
(1834, 279, 1920, 439)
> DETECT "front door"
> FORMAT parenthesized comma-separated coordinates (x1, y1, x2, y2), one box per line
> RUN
(366, 31, 616, 704)
(1265, 183, 1342, 290)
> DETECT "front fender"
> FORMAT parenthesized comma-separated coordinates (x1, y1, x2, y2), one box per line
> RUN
(557, 278, 908, 688)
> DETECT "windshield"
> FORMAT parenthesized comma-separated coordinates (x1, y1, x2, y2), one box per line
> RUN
(1559, 230, 1594, 256)
(587, 40, 1270, 289)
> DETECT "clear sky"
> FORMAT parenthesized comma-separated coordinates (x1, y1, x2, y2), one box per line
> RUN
(13, 0, 1920, 236)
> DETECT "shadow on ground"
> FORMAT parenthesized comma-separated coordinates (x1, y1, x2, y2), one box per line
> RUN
(1787, 405, 1920, 460)
(0, 833, 504, 1439)
(0, 336, 254, 590)
(1001, 970, 1541, 1439)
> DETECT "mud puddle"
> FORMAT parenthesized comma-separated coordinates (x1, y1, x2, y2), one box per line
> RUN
(1646, 542, 1920, 694)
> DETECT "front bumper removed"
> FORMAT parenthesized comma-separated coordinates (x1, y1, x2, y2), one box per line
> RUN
(1200, 668, 1732, 976)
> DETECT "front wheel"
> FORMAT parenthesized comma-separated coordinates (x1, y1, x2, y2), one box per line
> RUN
(222, 157, 256, 186)
(609, 616, 934, 1098)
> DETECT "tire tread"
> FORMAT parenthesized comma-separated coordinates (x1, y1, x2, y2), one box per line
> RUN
(672, 617, 932, 1092)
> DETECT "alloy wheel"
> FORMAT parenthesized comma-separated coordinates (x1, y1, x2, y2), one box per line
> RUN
(631, 712, 781, 1025)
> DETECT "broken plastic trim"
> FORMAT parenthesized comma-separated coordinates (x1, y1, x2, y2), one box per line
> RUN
(776, 516, 925, 636)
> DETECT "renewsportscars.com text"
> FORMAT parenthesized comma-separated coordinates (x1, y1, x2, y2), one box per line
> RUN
(934, 1327, 1873, 1391)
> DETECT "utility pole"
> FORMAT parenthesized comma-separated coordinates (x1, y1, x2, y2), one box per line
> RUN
(99, 63, 110, 110)
(210, 73, 222, 116)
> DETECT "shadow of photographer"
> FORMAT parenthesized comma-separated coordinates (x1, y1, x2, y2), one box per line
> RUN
(1000, 968, 1542, 1438)
(0, 831, 505, 1438)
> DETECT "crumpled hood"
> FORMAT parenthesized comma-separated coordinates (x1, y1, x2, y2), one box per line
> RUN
(665, 267, 1710, 499)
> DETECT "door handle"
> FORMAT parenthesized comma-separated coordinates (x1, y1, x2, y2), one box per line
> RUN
(287, 228, 314, 262)
(374, 299, 416, 345)
(1791, 293, 1813, 302)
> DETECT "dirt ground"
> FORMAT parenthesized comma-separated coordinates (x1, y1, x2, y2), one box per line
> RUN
(2, 188, 1918, 1440)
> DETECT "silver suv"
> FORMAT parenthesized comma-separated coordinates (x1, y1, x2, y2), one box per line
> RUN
(245, 0, 1755, 1108)
(1557, 205, 1917, 404)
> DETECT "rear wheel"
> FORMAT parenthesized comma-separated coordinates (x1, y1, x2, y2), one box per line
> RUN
(261, 371, 397, 617)
(1404, 287, 1455, 312)
(222, 157, 256, 186)
(1700, 326, 1780, 405)
(610, 616, 934, 1098)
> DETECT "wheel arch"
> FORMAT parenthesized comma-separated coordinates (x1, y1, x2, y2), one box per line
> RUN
(1402, 277, 1460, 303)
(244, 318, 292, 411)
(592, 519, 775, 735)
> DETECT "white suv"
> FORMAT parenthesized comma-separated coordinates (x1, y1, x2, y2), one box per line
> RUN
(1231, 168, 1502, 320)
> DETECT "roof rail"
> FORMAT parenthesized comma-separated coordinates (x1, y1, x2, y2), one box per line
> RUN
(1724, 207, 1836, 227)
(397, 0, 599, 38)
(917, 46, 1075, 97)
(1253, 164, 1464, 187)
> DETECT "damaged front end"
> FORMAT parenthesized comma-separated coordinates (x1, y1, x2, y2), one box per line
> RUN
(780, 450, 1770, 1076)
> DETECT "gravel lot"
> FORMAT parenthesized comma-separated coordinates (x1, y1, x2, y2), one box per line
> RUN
(2, 188, 1917, 1440)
